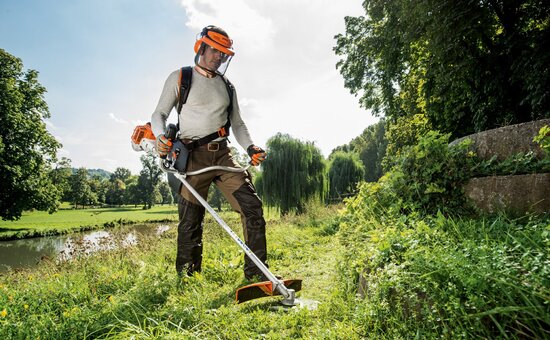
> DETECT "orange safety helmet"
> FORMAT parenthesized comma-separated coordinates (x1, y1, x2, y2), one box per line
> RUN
(194, 25, 234, 75)
(194, 25, 235, 56)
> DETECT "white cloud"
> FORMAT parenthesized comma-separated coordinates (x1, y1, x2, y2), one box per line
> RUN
(180, 0, 276, 53)
(109, 112, 128, 124)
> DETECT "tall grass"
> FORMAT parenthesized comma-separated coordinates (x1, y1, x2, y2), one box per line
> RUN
(0, 207, 362, 339)
(338, 204, 550, 338)
(3, 200, 547, 338)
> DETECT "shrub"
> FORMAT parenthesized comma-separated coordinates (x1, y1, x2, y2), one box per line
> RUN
(534, 125, 550, 156)
(352, 130, 477, 216)
(383, 113, 432, 170)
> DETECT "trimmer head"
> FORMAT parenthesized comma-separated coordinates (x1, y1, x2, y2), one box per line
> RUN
(236, 279, 302, 304)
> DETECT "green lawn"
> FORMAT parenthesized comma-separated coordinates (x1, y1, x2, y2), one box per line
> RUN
(0, 205, 179, 240)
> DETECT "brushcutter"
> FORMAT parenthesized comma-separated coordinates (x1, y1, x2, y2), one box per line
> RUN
(131, 123, 303, 306)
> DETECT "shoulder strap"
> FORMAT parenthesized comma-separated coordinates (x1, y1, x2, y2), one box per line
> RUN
(220, 75, 234, 116)
(176, 66, 193, 114)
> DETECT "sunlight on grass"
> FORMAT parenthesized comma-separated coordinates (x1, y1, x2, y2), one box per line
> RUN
(0, 205, 179, 240)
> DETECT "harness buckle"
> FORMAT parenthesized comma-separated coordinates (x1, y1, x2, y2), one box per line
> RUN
(218, 127, 227, 138)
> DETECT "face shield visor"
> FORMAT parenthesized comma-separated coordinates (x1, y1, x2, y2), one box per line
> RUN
(194, 30, 235, 76)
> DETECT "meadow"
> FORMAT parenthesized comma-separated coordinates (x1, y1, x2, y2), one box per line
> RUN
(0, 205, 180, 240)
(0, 202, 548, 338)
(0, 205, 357, 339)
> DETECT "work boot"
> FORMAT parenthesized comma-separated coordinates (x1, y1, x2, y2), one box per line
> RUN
(176, 198, 206, 276)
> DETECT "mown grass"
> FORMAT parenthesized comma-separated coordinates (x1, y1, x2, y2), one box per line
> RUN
(0, 205, 362, 339)
(0, 205, 180, 240)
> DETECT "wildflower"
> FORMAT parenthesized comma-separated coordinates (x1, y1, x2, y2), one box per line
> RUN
(1, 309, 7, 318)
(108, 295, 114, 302)
(24, 304, 29, 310)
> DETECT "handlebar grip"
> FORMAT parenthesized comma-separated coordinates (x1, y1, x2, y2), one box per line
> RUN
(159, 124, 178, 160)
(165, 123, 178, 140)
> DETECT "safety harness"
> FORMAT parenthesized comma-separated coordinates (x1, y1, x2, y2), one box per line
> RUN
(176, 66, 234, 150)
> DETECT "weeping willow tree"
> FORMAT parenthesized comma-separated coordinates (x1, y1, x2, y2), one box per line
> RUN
(327, 151, 365, 202)
(257, 133, 327, 215)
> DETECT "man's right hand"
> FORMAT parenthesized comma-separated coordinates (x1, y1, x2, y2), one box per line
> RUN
(156, 135, 173, 158)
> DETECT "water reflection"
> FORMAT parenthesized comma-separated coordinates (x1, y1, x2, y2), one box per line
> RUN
(0, 224, 171, 273)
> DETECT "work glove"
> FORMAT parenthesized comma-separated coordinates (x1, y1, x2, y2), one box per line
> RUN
(156, 135, 173, 158)
(247, 145, 267, 166)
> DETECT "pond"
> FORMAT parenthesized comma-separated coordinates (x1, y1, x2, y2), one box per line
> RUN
(0, 224, 172, 273)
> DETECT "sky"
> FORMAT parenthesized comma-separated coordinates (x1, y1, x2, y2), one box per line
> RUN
(0, 0, 377, 174)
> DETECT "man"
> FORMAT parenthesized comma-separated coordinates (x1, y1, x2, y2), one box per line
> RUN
(150, 25, 269, 281)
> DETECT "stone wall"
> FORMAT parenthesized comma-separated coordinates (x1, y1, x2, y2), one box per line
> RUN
(464, 173, 550, 214)
(452, 118, 549, 160)
(457, 118, 550, 214)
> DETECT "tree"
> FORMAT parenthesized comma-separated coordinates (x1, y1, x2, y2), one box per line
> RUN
(158, 181, 174, 205)
(332, 119, 387, 182)
(137, 154, 163, 209)
(0, 49, 62, 220)
(110, 167, 131, 183)
(327, 151, 365, 202)
(67, 168, 97, 208)
(259, 133, 327, 215)
(208, 185, 225, 211)
(382, 113, 433, 170)
(88, 174, 106, 205)
(49, 157, 73, 202)
(123, 176, 140, 206)
(105, 179, 126, 206)
(334, 0, 550, 138)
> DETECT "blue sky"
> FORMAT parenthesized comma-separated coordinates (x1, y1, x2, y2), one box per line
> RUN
(1, 0, 377, 174)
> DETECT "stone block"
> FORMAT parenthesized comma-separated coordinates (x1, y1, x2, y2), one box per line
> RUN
(452, 118, 550, 160)
(464, 173, 550, 214)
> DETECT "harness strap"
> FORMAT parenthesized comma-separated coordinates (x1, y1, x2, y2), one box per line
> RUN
(176, 66, 234, 151)
(176, 66, 193, 114)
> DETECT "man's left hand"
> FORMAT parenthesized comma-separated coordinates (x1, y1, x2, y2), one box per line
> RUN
(247, 145, 267, 166)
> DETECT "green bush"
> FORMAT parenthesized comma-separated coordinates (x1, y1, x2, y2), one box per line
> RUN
(534, 125, 550, 156)
(383, 113, 432, 170)
(337, 206, 550, 338)
(354, 130, 476, 216)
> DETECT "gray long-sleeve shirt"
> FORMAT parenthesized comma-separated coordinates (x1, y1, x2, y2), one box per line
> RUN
(151, 67, 254, 149)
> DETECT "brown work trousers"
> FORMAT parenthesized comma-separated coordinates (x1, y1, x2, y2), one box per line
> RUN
(175, 142, 268, 280)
